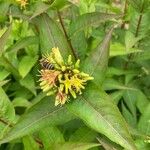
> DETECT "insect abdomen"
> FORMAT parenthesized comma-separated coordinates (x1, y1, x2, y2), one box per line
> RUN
(40, 59, 54, 70)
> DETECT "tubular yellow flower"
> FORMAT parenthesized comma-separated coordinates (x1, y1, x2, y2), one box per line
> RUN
(40, 70, 60, 87)
(16, 0, 28, 8)
(39, 47, 94, 106)
(55, 84, 68, 106)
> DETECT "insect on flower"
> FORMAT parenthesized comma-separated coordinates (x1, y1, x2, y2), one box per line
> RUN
(40, 58, 55, 70)
(39, 47, 94, 106)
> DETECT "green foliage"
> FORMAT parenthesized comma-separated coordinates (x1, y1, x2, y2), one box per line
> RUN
(0, 0, 150, 150)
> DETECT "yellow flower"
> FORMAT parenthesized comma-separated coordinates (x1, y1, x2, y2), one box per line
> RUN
(16, 0, 28, 8)
(59, 74, 77, 98)
(39, 70, 60, 95)
(40, 70, 60, 86)
(55, 85, 68, 106)
(39, 47, 94, 106)
(51, 47, 64, 66)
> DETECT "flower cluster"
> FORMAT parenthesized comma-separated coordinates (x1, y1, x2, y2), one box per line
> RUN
(16, 0, 28, 8)
(39, 47, 94, 106)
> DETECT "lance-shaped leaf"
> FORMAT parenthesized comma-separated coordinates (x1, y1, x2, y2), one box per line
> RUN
(0, 87, 15, 138)
(0, 97, 75, 144)
(18, 55, 38, 78)
(35, 13, 72, 59)
(69, 12, 121, 37)
(39, 126, 65, 149)
(0, 25, 12, 56)
(6, 36, 39, 53)
(22, 136, 39, 150)
(48, 142, 100, 150)
(81, 26, 114, 86)
(67, 84, 137, 150)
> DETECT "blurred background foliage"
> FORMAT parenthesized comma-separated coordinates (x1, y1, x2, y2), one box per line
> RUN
(0, 0, 150, 150)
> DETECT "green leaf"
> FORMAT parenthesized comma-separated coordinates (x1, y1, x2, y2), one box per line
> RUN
(97, 137, 122, 150)
(82, 26, 114, 86)
(48, 142, 100, 150)
(121, 102, 137, 128)
(110, 43, 142, 57)
(132, 50, 150, 61)
(138, 104, 150, 136)
(18, 56, 38, 78)
(6, 36, 39, 53)
(0, 87, 15, 138)
(129, 11, 150, 37)
(0, 79, 10, 87)
(0, 68, 10, 81)
(67, 84, 136, 150)
(125, 31, 142, 50)
(0, 55, 20, 79)
(136, 91, 149, 114)
(30, 2, 50, 20)
(39, 126, 65, 149)
(0, 1, 10, 22)
(50, 0, 70, 9)
(69, 12, 121, 37)
(71, 32, 87, 59)
(127, 0, 142, 11)
(135, 139, 150, 150)
(110, 90, 124, 105)
(22, 136, 39, 150)
(0, 87, 15, 123)
(69, 126, 97, 142)
(0, 96, 74, 144)
(0, 25, 12, 56)
(127, 0, 149, 12)
(19, 74, 36, 96)
(123, 90, 137, 117)
(12, 97, 31, 108)
(102, 79, 137, 91)
(35, 13, 72, 59)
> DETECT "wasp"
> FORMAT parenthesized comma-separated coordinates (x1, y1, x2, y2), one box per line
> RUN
(40, 58, 54, 70)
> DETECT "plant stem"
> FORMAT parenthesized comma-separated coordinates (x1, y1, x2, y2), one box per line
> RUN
(124, 2, 144, 69)
(121, 0, 128, 29)
(34, 138, 44, 148)
(0, 118, 13, 127)
(57, 10, 78, 60)
(135, 6, 144, 37)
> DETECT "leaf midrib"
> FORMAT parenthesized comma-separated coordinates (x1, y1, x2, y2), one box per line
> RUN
(42, 14, 56, 47)
(90, 27, 113, 76)
(70, 13, 119, 37)
(0, 107, 64, 144)
(80, 95, 134, 150)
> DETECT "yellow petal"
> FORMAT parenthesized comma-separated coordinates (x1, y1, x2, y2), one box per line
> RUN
(69, 88, 77, 98)
(67, 55, 72, 65)
(43, 84, 53, 92)
(52, 47, 64, 66)
(55, 99, 60, 106)
(73, 69, 80, 74)
(39, 80, 47, 86)
(75, 59, 80, 68)
(47, 91, 55, 96)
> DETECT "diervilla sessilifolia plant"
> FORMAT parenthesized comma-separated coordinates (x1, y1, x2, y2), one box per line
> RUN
(39, 47, 94, 106)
